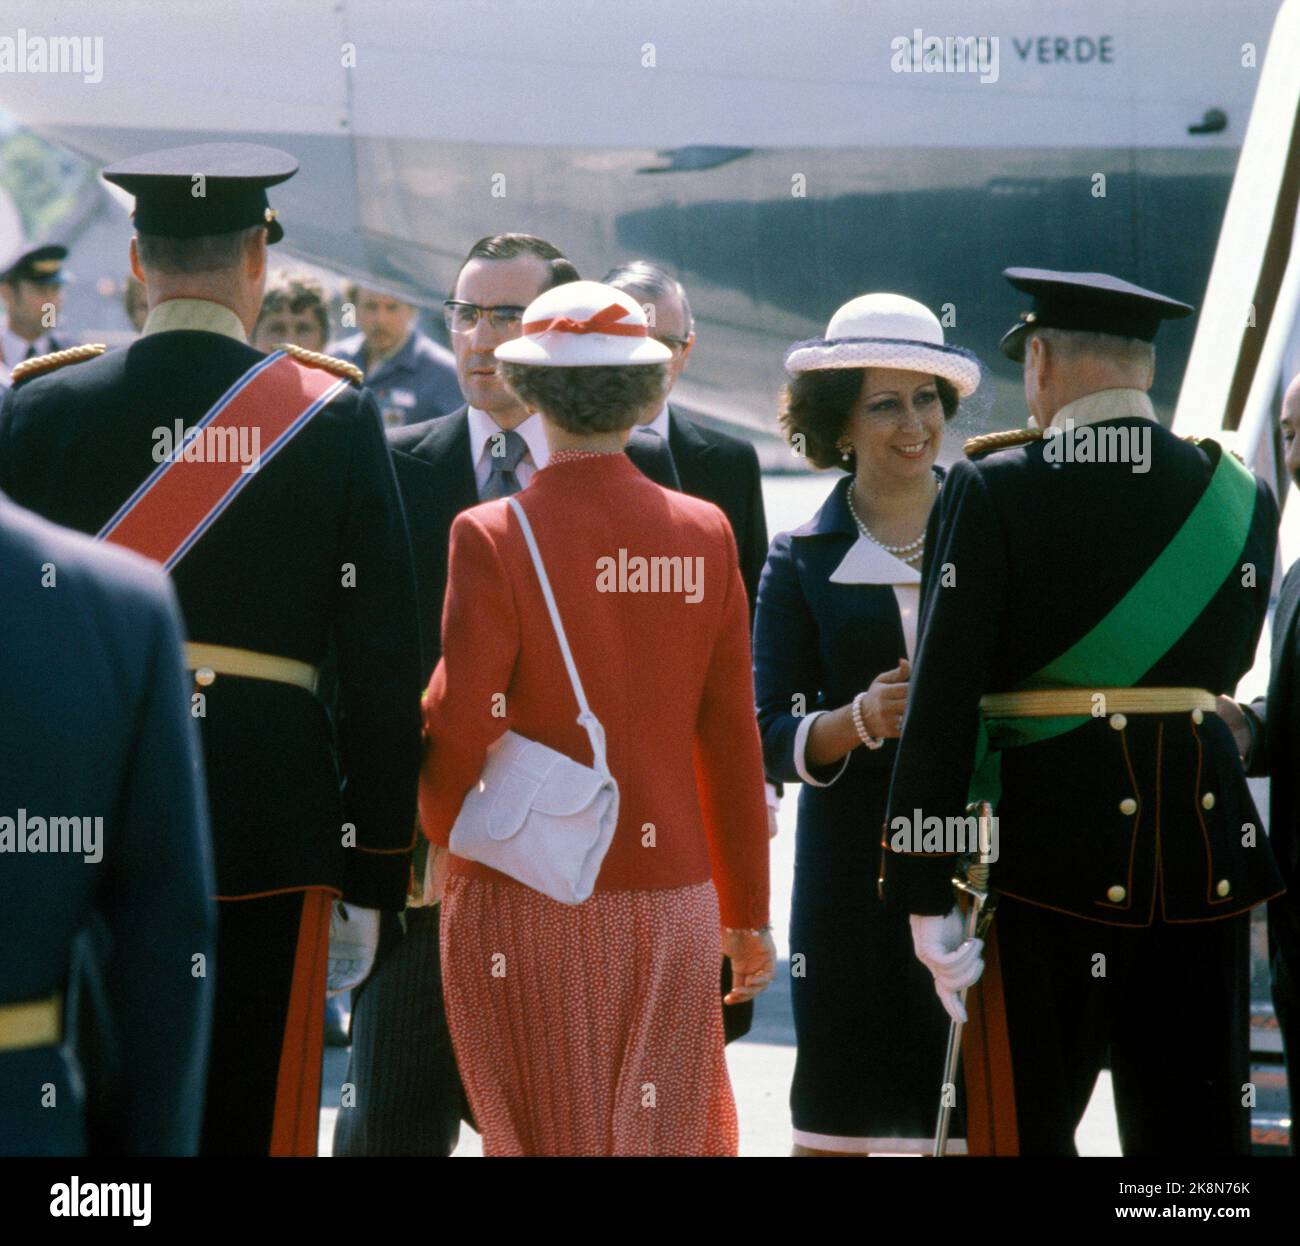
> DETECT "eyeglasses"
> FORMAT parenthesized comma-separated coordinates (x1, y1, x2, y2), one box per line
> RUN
(443, 300, 527, 334)
(652, 333, 691, 351)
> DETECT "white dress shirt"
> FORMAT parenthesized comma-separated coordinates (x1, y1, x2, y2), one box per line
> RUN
(140, 297, 248, 343)
(642, 402, 672, 440)
(1, 325, 59, 381)
(467, 406, 549, 497)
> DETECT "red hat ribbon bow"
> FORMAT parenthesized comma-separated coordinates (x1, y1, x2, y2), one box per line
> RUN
(522, 302, 647, 338)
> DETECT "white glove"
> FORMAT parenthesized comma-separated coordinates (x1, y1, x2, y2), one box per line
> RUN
(327, 902, 381, 994)
(910, 908, 985, 1025)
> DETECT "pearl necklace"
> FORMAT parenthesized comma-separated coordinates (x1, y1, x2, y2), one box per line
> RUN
(846, 470, 941, 561)
(549, 447, 625, 464)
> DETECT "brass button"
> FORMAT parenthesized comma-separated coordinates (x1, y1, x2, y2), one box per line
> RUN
(194, 667, 216, 687)
(1109, 713, 1127, 730)
(1215, 878, 1231, 898)
(1107, 884, 1127, 903)
(1201, 792, 1216, 810)
(1119, 797, 1138, 816)
(1191, 708, 1204, 724)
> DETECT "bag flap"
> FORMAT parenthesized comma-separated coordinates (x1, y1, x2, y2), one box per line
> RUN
(483, 735, 610, 841)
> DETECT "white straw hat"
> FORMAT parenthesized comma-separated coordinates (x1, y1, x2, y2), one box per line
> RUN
(784, 293, 982, 397)
(494, 280, 673, 367)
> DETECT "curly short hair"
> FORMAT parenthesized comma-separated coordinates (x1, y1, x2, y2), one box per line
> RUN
(498, 362, 669, 434)
(257, 271, 331, 343)
(780, 369, 960, 470)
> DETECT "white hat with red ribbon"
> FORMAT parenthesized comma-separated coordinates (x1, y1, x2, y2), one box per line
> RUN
(494, 280, 673, 367)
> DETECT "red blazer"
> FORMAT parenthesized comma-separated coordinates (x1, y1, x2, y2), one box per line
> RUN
(419, 452, 769, 929)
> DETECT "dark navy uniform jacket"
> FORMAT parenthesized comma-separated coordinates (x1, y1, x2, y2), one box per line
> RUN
(0, 496, 214, 1155)
(334, 329, 462, 429)
(883, 392, 1285, 926)
(0, 321, 422, 910)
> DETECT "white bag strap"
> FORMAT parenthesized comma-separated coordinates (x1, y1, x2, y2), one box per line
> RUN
(506, 497, 610, 775)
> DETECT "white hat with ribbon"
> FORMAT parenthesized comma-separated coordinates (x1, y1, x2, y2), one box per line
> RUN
(783, 292, 982, 397)
(494, 280, 673, 367)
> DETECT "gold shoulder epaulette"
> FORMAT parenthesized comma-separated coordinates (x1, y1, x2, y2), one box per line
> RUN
(278, 342, 363, 385)
(11, 343, 107, 386)
(1183, 434, 1246, 465)
(963, 426, 1044, 458)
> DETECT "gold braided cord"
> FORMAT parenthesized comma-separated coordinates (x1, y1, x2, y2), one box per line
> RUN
(11, 343, 107, 386)
(963, 426, 1044, 458)
(277, 342, 363, 385)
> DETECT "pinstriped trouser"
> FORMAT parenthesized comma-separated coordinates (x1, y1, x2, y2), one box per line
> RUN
(332, 905, 470, 1156)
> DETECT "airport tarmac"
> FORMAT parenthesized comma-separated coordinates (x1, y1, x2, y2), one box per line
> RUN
(317, 623, 1126, 1157)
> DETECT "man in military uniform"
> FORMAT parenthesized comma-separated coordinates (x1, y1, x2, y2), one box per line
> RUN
(333, 284, 461, 428)
(0, 244, 69, 379)
(0, 143, 422, 1156)
(0, 495, 214, 1156)
(882, 269, 1284, 1155)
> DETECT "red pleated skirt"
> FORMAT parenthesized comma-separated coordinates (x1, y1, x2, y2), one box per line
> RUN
(441, 875, 739, 1156)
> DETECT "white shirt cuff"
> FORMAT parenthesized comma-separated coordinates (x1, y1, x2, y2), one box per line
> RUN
(793, 710, 851, 788)
(764, 782, 780, 810)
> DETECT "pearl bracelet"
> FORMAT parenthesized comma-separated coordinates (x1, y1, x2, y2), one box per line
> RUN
(852, 691, 885, 750)
(723, 923, 773, 936)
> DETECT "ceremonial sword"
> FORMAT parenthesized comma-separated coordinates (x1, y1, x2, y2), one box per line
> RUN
(933, 801, 999, 1158)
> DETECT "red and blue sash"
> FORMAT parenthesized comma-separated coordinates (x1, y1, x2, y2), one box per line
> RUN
(96, 350, 346, 570)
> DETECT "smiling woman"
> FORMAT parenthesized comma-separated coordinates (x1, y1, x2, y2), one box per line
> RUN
(754, 292, 986, 1155)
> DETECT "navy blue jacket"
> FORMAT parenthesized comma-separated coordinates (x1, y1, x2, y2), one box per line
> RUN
(0, 333, 422, 909)
(754, 474, 911, 866)
(334, 329, 462, 429)
(0, 496, 215, 1155)
(884, 416, 1283, 925)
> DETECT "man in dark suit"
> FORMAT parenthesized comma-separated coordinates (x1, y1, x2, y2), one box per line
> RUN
(604, 261, 775, 1040)
(337, 233, 686, 1156)
(0, 495, 215, 1155)
(0, 143, 422, 1156)
(883, 269, 1283, 1155)
(1220, 368, 1300, 1156)
(336, 233, 576, 1157)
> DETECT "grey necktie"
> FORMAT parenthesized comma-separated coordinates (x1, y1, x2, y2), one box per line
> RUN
(481, 428, 529, 499)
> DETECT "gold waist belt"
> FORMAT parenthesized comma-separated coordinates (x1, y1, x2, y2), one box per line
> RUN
(0, 993, 61, 1053)
(980, 686, 1217, 718)
(184, 642, 319, 694)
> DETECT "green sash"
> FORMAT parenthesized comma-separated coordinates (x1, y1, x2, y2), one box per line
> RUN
(968, 442, 1257, 807)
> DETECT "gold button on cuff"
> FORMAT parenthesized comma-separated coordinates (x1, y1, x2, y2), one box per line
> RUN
(1107, 885, 1127, 903)
(194, 667, 216, 687)
(1191, 708, 1204, 724)
(1215, 879, 1231, 898)
(1109, 713, 1127, 730)
(1119, 797, 1138, 816)
(1201, 792, 1216, 810)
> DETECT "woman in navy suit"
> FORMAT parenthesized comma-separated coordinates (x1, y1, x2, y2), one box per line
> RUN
(753, 294, 983, 1154)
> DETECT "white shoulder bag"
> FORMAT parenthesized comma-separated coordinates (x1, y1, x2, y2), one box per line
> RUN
(448, 497, 620, 904)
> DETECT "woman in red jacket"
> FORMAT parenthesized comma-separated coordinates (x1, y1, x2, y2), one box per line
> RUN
(419, 281, 774, 1156)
